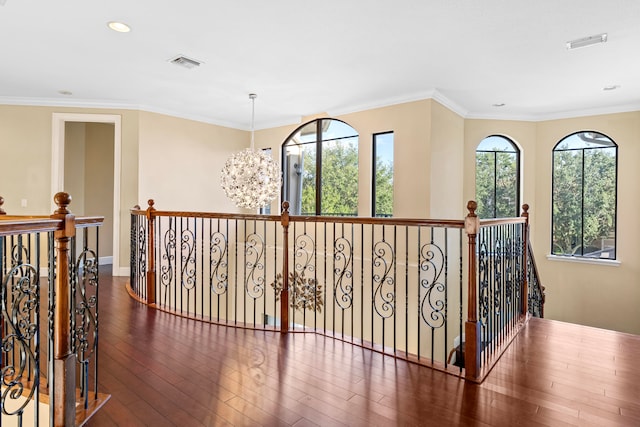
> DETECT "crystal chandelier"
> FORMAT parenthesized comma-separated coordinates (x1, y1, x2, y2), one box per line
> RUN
(220, 94, 282, 209)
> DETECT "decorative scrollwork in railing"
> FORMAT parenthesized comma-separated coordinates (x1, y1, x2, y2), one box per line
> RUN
(419, 241, 446, 329)
(180, 228, 197, 291)
(492, 240, 503, 317)
(10, 238, 29, 272)
(73, 248, 99, 363)
(527, 242, 545, 318)
(160, 222, 176, 290)
(210, 231, 228, 295)
(504, 238, 514, 304)
(245, 233, 265, 299)
(478, 241, 490, 326)
(133, 216, 147, 295)
(333, 237, 353, 310)
(372, 240, 395, 319)
(1, 262, 39, 418)
(294, 234, 315, 276)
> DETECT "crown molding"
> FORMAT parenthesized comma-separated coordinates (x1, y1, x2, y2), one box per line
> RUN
(2, 95, 640, 130)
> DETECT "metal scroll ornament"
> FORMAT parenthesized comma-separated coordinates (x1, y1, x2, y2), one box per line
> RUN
(1, 262, 39, 417)
(333, 237, 353, 310)
(372, 240, 395, 318)
(209, 231, 228, 295)
(245, 233, 265, 299)
(419, 241, 446, 329)
(74, 248, 99, 363)
(181, 229, 197, 291)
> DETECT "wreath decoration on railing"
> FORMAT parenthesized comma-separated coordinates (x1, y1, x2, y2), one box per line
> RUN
(270, 272, 324, 313)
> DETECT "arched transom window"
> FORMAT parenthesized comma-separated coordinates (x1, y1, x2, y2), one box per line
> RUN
(475, 135, 520, 218)
(552, 131, 617, 259)
(282, 119, 359, 216)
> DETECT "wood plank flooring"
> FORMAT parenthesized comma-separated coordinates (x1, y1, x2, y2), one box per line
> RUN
(87, 270, 640, 426)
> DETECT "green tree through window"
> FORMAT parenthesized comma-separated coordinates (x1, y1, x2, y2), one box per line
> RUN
(552, 131, 617, 259)
(475, 136, 520, 218)
(373, 132, 394, 217)
(282, 119, 359, 215)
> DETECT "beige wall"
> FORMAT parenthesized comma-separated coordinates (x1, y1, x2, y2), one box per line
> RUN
(137, 111, 249, 212)
(464, 113, 640, 334)
(85, 123, 115, 258)
(0, 105, 139, 271)
(534, 113, 640, 334)
(64, 122, 87, 213)
(2, 101, 639, 334)
(255, 100, 434, 218)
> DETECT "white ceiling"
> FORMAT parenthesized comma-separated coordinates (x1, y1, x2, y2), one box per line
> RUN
(1, 1, 639, 130)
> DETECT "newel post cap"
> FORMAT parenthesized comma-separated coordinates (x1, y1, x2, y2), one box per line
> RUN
(54, 192, 72, 214)
(465, 200, 480, 235)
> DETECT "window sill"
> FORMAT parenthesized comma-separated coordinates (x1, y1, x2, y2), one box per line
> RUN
(546, 254, 620, 267)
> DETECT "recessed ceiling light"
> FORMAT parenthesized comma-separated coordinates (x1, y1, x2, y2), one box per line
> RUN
(492, 103, 506, 107)
(58, 90, 73, 96)
(603, 85, 620, 91)
(107, 21, 131, 33)
(566, 33, 607, 50)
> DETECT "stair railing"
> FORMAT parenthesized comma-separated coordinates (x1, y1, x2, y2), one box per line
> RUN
(0, 193, 108, 426)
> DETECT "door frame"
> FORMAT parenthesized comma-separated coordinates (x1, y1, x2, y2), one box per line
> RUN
(51, 113, 123, 276)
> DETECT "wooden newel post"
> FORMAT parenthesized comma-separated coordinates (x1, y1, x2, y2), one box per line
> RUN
(0, 196, 5, 215)
(464, 200, 481, 380)
(146, 199, 156, 305)
(521, 203, 530, 316)
(51, 192, 77, 427)
(280, 201, 290, 333)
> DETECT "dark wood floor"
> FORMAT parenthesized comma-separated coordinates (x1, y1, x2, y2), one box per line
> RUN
(87, 270, 640, 426)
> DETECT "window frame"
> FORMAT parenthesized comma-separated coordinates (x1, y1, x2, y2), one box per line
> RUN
(372, 131, 394, 217)
(475, 135, 521, 218)
(281, 118, 359, 216)
(551, 130, 618, 260)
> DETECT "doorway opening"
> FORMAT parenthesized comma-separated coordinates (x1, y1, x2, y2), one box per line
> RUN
(51, 113, 123, 276)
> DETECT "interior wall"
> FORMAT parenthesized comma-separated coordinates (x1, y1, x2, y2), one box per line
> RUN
(533, 112, 640, 334)
(463, 113, 640, 334)
(0, 105, 56, 214)
(85, 123, 115, 258)
(429, 101, 465, 218)
(463, 120, 538, 224)
(2, 101, 639, 334)
(64, 122, 86, 214)
(255, 100, 433, 218)
(137, 111, 249, 212)
(0, 105, 139, 272)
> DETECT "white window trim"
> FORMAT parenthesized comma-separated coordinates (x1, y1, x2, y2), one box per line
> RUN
(546, 254, 620, 267)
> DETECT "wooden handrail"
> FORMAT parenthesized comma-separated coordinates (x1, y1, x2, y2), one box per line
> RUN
(129, 198, 541, 385)
(0, 193, 105, 426)
(130, 207, 465, 229)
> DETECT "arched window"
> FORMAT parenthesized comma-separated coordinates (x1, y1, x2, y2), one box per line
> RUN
(552, 131, 617, 259)
(475, 135, 520, 218)
(282, 119, 359, 215)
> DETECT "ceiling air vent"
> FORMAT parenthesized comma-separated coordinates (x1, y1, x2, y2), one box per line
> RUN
(168, 55, 202, 69)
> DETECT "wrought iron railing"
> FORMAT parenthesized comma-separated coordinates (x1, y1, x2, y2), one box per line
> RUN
(0, 193, 107, 426)
(130, 199, 544, 382)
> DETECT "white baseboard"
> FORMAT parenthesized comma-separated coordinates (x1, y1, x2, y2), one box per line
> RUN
(114, 266, 130, 277)
(100, 256, 113, 265)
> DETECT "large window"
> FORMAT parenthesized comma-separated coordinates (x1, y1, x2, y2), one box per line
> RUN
(282, 119, 359, 215)
(475, 136, 520, 218)
(372, 132, 394, 217)
(552, 131, 617, 259)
